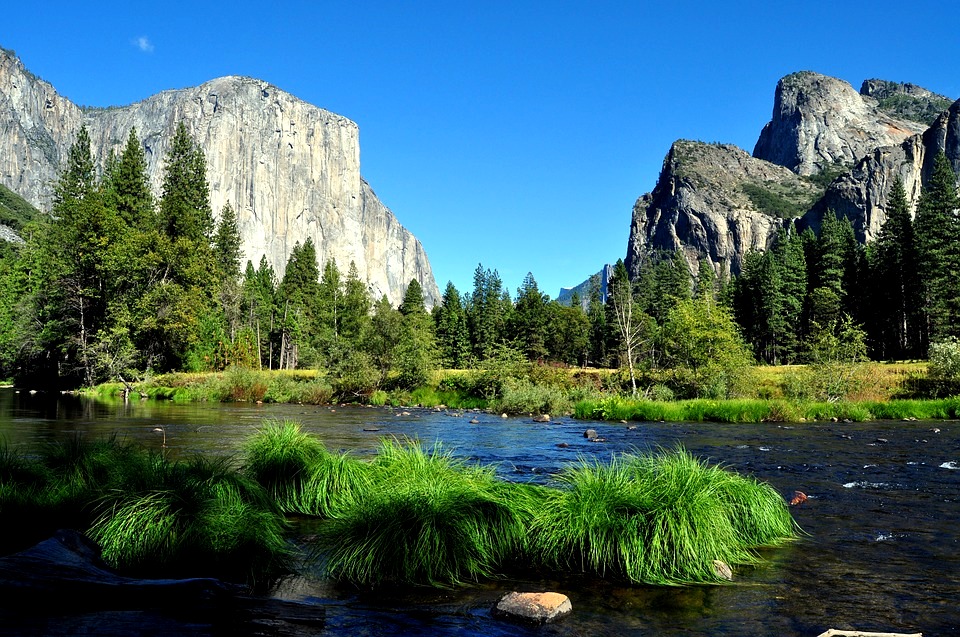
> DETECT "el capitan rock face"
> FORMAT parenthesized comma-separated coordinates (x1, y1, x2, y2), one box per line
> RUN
(0, 48, 439, 307)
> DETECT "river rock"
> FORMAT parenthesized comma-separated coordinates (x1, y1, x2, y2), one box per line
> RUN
(713, 560, 733, 581)
(532, 414, 550, 423)
(583, 429, 598, 439)
(492, 591, 572, 624)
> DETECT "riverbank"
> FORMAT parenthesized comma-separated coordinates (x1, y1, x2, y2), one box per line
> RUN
(76, 361, 960, 424)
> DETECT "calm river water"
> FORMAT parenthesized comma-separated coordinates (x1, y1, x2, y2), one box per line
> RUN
(1, 387, 959, 636)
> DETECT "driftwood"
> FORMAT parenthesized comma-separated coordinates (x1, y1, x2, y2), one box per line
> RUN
(0, 530, 326, 636)
(817, 630, 923, 637)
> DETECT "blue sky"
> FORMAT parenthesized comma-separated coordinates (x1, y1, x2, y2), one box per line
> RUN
(5, 1, 959, 300)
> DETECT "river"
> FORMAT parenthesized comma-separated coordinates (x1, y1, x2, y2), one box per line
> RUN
(1, 387, 958, 636)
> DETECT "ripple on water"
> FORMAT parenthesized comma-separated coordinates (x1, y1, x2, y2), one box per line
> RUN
(842, 480, 895, 490)
(940, 461, 960, 470)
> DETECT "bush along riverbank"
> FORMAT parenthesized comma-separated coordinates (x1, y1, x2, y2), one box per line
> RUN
(79, 360, 960, 424)
(0, 421, 799, 589)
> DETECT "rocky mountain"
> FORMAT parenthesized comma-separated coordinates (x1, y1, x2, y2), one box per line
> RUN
(0, 47, 439, 307)
(625, 140, 821, 279)
(810, 98, 960, 242)
(626, 70, 958, 280)
(753, 71, 930, 176)
(557, 264, 612, 309)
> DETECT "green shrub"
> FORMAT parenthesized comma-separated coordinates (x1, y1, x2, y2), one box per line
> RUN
(929, 339, 960, 381)
(491, 378, 571, 415)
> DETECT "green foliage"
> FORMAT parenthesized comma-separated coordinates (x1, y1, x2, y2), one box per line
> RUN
(491, 377, 571, 415)
(0, 183, 41, 231)
(915, 152, 960, 342)
(741, 181, 812, 219)
(876, 92, 953, 125)
(659, 298, 754, 398)
(1, 436, 289, 583)
(89, 455, 289, 581)
(528, 448, 795, 585)
(317, 439, 528, 588)
(928, 338, 960, 381)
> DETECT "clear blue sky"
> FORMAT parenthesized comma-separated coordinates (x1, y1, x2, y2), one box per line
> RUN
(5, 1, 959, 300)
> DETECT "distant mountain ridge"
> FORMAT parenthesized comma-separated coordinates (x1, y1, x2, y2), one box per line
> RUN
(0, 47, 439, 307)
(625, 70, 959, 280)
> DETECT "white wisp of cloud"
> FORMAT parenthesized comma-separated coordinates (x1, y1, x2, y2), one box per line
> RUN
(133, 36, 154, 53)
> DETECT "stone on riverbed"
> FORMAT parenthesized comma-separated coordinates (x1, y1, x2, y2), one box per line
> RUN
(492, 591, 572, 624)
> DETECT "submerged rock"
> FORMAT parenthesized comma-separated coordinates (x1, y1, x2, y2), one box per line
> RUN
(492, 591, 572, 624)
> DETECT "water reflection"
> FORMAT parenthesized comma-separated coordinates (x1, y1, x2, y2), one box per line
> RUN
(1, 387, 958, 636)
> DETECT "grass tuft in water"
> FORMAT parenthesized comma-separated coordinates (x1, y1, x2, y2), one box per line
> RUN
(316, 438, 528, 588)
(89, 455, 290, 583)
(528, 447, 797, 585)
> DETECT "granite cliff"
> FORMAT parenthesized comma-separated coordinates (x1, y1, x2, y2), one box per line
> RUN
(625, 70, 958, 280)
(0, 47, 439, 307)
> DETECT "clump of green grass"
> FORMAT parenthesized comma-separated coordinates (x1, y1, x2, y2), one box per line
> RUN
(89, 455, 290, 582)
(242, 420, 327, 508)
(241, 419, 371, 517)
(527, 448, 797, 585)
(316, 439, 529, 588)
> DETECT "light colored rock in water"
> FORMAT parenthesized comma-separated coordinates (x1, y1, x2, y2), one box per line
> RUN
(0, 48, 439, 307)
(713, 559, 733, 581)
(492, 591, 572, 624)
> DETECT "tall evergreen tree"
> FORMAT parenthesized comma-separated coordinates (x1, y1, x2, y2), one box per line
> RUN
(468, 264, 506, 360)
(512, 272, 549, 360)
(104, 128, 154, 229)
(915, 151, 960, 343)
(868, 178, 923, 359)
(159, 122, 213, 243)
(434, 281, 471, 368)
(340, 262, 371, 343)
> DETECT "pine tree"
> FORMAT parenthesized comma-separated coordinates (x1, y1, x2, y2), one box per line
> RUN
(467, 264, 506, 360)
(915, 152, 960, 342)
(512, 272, 548, 360)
(340, 262, 371, 343)
(399, 279, 426, 316)
(277, 239, 321, 369)
(868, 178, 922, 359)
(434, 281, 471, 368)
(159, 122, 212, 243)
(213, 202, 243, 281)
(105, 128, 154, 229)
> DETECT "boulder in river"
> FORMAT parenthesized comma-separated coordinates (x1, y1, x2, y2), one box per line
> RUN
(492, 591, 572, 624)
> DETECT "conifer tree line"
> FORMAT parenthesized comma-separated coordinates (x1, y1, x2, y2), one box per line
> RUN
(733, 152, 960, 365)
(1, 123, 957, 392)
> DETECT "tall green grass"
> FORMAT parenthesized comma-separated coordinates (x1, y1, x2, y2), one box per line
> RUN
(0, 436, 291, 584)
(316, 439, 529, 588)
(241, 419, 371, 516)
(89, 455, 290, 582)
(575, 396, 960, 423)
(528, 448, 797, 585)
